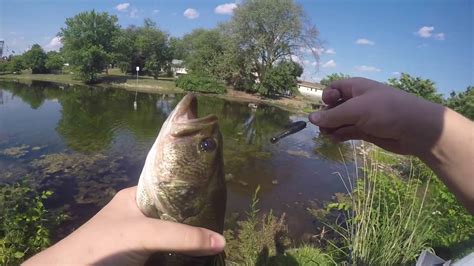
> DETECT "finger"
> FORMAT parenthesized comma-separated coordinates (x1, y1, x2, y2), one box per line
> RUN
(364, 136, 406, 155)
(309, 99, 363, 128)
(327, 128, 406, 155)
(328, 77, 374, 100)
(331, 126, 366, 142)
(322, 88, 341, 106)
(135, 219, 225, 256)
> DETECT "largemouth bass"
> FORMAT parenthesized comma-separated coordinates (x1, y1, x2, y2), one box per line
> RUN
(136, 93, 226, 266)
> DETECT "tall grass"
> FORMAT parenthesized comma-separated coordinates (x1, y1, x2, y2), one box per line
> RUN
(326, 142, 433, 265)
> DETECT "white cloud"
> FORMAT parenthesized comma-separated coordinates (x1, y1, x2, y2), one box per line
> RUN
(325, 48, 336, 54)
(417, 43, 428, 48)
(415, 26, 445, 41)
(322, 59, 336, 68)
(311, 61, 318, 67)
(416, 26, 434, 38)
(115, 3, 130, 12)
(355, 65, 381, 72)
(215, 3, 237, 15)
(183, 8, 199, 19)
(290, 55, 301, 64)
(356, 38, 375, 45)
(433, 33, 445, 40)
(391, 71, 401, 76)
(152, 9, 160, 15)
(45, 36, 62, 51)
(130, 8, 139, 18)
(300, 46, 336, 55)
(299, 46, 324, 55)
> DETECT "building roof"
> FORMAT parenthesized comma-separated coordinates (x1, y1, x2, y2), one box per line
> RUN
(297, 80, 324, 89)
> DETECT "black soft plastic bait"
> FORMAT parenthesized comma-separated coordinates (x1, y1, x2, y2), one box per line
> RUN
(270, 121, 307, 144)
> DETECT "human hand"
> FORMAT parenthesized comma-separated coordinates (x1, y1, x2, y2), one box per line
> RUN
(24, 186, 225, 266)
(308, 77, 445, 157)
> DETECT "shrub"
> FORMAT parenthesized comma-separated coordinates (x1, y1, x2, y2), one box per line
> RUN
(0, 180, 67, 265)
(428, 179, 474, 251)
(175, 74, 226, 94)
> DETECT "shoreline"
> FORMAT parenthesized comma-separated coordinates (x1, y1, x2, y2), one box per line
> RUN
(0, 73, 320, 114)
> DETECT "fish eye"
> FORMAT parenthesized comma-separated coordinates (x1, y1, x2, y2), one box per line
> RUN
(199, 138, 217, 152)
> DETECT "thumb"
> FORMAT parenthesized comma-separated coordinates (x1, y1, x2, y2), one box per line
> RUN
(309, 99, 363, 128)
(135, 219, 226, 256)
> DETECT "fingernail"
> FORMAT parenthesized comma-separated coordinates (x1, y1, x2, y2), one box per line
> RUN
(210, 234, 226, 251)
(309, 112, 321, 124)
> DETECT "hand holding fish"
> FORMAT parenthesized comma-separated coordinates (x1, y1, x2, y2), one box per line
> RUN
(23, 186, 226, 266)
(309, 77, 474, 213)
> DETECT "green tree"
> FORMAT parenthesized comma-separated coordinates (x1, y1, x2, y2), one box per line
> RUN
(169, 37, 187, 60)
(228, 0, 320, 94)
(446, 86, 473, 120)
(112, 25, 140, 73)
(23, 44, 49, 74)
(256, 61, 302, 96)
(5, 55, 25, 73)
(113, 19, 171, 79)
(320, 73, 350, 87)
(45, 51, 64, 73)
(388, 73, 444, 104)
(139, 19, 171, 79)
(181, 29, 235, 81)
(60, 10, 120, 83)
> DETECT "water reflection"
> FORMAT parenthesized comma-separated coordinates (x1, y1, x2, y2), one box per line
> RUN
(155, 94, 176, 116)
(0, 80, 353, 240)
(313, 135, 353, 162)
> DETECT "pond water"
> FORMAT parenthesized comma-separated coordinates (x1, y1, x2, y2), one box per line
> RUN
(0, 80, 354, 242)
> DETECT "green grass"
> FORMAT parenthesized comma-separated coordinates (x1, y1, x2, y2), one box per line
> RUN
(0, 69, 181, 93)
(315, 144, 433, 265)
(284, 245, 336, 265)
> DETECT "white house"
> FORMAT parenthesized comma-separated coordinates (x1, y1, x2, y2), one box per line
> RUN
(171, 59, 187, 76)
(297, 80, 324, 100)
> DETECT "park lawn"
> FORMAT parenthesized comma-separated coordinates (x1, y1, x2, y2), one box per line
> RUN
(0, 68, 182, 94)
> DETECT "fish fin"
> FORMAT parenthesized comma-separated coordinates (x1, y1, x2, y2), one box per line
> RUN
(137, 180, 160, 218)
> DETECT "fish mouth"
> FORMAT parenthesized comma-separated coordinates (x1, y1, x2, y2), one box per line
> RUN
(172, 94, 217, 124)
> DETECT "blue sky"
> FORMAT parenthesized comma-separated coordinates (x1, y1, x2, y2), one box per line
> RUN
(1, 0, 472, 94)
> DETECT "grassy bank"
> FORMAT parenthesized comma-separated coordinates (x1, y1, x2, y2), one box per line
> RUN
(0, 69, 318, 114)
(0, 69, 180, 94)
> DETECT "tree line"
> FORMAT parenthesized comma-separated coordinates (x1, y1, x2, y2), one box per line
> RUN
(1, 0, 471, 108)
(0, 0, 318, 97)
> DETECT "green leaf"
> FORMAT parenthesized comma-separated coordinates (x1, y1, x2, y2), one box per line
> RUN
(14, 251, 24, 259)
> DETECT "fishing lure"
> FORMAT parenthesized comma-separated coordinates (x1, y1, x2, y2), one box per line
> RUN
(270, 121, 307, 143)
